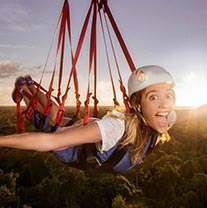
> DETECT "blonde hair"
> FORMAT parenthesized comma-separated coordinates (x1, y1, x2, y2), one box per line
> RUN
(119, 90, 148, 164)
(117, 90, 171, 164)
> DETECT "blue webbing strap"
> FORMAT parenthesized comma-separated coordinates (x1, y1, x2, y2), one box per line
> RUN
(113, 135, 153, 172)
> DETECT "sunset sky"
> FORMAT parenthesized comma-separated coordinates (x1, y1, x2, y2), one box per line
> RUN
(0, 0, 207, 107)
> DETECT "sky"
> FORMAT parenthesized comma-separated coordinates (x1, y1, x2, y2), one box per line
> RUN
(0, 0, 207, 107)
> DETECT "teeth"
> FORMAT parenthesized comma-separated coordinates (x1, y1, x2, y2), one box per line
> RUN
(157, 112, 168, 116)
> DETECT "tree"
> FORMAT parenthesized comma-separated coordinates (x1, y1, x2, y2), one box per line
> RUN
(0, 169, 20, 207)
(112, 194, 126, 208)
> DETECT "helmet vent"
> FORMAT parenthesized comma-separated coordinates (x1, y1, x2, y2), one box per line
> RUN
(135, 70, 145, 83)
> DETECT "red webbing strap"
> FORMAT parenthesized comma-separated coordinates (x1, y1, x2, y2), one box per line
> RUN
(92, 1, 99, 118)
(37, 0, 64, 106)
(83, 0, 97, 124)
(55, 0, 70, 124)
(73, 69, 81, 118)
(57, 32, 65, 103)
(33, 81, 47, 94)
(66, 0, 82, 119)
(83, 90, 92, 125)
(92, 50, 99, 118)
(55, 1, 93, 125)
(98, 6, 120, 107)
(55, 0, 94, 124)
(56, 0, 70, 103)
(16, 80, 49, 133)
(36, 0, 62, 94)
(34, 73, 55, 117)
(55, 96, 66, 125)
(100, 0, 136, 72)
(43, 77, 54, 116)
(16, 86, 24, 133)
(102, 10, 130, 112)
(119, 80, 130, 112)
(51, 0, 73, 124)
(22, 64, 55, 122)
(65, 1, 81, 118)
(65, 1, 93, 92)
(19, 1, 65, 128)
(23, 87, 40, 121)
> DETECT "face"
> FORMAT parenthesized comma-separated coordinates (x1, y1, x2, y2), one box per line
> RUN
(139, 83, 175, 133)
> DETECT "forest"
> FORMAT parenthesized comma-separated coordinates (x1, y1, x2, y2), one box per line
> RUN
(0, 105, 207, 208)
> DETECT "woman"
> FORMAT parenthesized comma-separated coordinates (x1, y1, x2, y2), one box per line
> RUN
(1, 65, 176, 173)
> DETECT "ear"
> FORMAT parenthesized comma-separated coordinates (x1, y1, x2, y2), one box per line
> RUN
(168, 110, 177, 128)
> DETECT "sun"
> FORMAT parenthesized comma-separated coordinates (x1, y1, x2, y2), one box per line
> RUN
(175, 72, 207, 107)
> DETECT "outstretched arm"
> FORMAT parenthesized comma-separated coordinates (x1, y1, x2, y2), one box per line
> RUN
(0, 122, 101, 152)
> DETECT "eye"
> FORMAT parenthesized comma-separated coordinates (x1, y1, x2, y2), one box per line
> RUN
(149, 95, 158, 101)
(166, 92, 175, 100)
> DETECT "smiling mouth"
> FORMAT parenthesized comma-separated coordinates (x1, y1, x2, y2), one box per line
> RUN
(156, 112, 168, 117)
(155, 112, 169, 127)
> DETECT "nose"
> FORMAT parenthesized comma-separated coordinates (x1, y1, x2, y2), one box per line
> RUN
(158, 97, 170, 109)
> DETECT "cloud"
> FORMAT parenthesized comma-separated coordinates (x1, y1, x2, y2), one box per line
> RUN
(0, 44, 34, 49)
(0, 60, 23, 78)
(0, 85, 13, 105)
(0, 60, 45, 105)
(0, 60, 44, 79)
(175, 71, 207, 106)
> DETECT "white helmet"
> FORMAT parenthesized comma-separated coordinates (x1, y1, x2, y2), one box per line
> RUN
(127, 65, 175, 99)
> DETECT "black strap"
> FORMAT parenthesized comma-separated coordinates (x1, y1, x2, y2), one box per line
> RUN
(68, 143, 126, 173)
(96, 146, 127, 172)
(65, 115, 80, 126)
